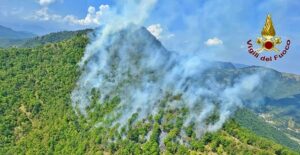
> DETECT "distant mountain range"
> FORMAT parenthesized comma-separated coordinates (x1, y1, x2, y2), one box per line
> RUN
(0, 25, 36, 39)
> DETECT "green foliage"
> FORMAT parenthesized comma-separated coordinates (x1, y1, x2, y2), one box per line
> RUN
(0, 34, 89, 154)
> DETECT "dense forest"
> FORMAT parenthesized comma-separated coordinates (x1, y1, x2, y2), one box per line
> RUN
(0, 32, 299, 154)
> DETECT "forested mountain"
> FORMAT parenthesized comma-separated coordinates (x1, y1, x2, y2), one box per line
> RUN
(0, 29, 92, 48)
(1, 28, 300, 154)
(20, 29, 92, 48)
(235, 109, 300, 152)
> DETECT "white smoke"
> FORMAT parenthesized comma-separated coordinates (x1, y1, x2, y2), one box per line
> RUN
(71, 0, 268, 137)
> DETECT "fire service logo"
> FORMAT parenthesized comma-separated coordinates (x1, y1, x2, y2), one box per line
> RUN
(247, 14, 291, 62)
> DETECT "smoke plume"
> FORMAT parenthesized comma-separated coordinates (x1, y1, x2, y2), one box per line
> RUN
(71, 0, 269, 136)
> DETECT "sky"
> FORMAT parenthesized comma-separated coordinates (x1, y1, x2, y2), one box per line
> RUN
(0, 0, 299, 74)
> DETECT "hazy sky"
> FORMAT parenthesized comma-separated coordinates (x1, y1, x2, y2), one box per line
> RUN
(0, 0, 299, 74)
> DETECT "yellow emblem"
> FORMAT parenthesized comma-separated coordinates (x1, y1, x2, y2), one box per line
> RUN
(256, 14, 281, 53)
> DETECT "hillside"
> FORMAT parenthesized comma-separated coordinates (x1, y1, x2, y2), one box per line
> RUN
(235, 109, 300, 152)
(0, 29, 92, 48)
(0, 28, 299, 154)
(20, 29, 92, 48)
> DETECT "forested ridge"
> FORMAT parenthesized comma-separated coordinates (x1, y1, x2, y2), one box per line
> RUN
(0, 32, 299, 154)
(235, 109, 300, 152)
(0, 29, 91, 48)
